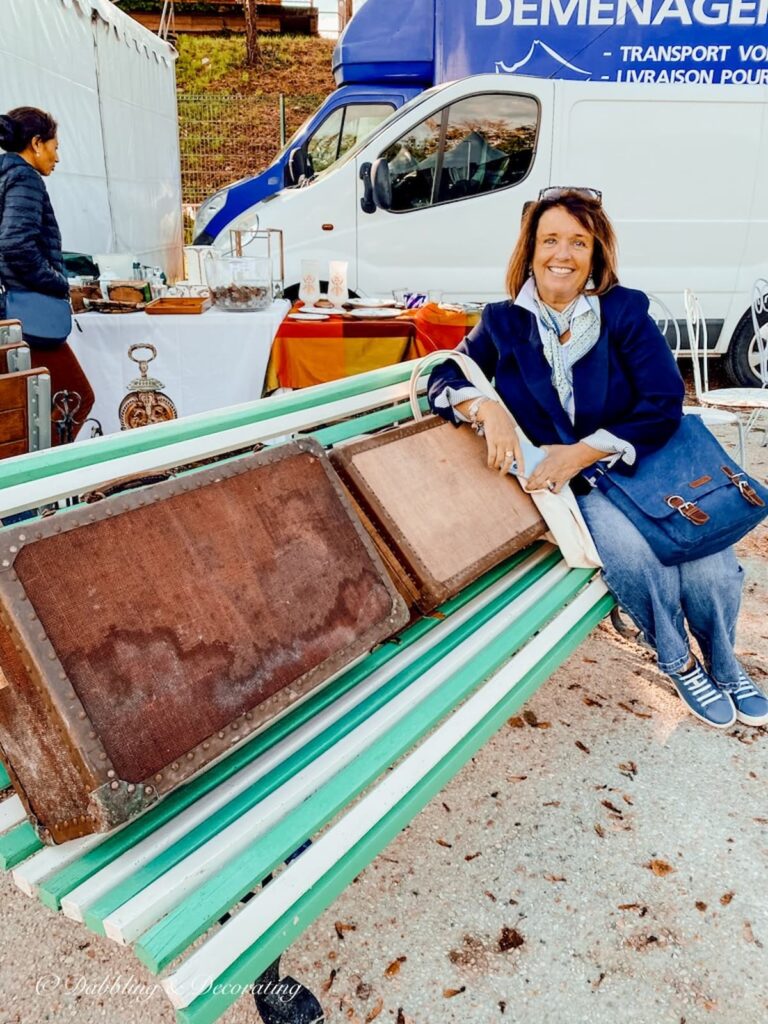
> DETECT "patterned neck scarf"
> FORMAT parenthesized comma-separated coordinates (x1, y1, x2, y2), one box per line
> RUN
(522, 278, 601, 419)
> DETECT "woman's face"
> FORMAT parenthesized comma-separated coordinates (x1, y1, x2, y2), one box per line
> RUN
(28, 135, 59, 176)
(531, 205, 594, 310)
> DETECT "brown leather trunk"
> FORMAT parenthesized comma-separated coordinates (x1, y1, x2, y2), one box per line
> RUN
(330, 416, 547, 613)
(0, 439, 408, 844)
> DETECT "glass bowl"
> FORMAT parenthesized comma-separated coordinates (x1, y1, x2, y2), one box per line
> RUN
(205, 255, 272, 312)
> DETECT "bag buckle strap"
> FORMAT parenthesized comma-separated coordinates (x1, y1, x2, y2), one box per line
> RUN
(666, 494, 710, 524)
(722, 466, 766, 508)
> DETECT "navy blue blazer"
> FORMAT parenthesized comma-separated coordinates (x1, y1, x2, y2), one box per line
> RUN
(427, 285, 685, 477)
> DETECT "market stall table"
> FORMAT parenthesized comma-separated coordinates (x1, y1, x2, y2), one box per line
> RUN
(266, 302, 482, 390)
(67, 301, 290, 435)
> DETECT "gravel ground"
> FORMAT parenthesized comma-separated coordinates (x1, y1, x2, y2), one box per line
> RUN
(1, 421, 766, 1024)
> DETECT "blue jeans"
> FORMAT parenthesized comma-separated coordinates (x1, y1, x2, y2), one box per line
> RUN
(576, 488, 744, 686)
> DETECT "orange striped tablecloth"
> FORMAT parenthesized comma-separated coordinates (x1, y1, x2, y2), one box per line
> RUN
(266, 303, 481, 390)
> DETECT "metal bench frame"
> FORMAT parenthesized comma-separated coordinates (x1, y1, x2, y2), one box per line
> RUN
(0, 360, 612, 1024)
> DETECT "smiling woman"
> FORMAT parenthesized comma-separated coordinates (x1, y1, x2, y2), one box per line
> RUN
(425, 187, 768, 732)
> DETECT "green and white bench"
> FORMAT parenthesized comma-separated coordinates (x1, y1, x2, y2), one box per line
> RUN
(0, 361, 613, 1024)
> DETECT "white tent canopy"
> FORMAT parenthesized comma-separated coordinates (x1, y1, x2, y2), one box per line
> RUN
(0, 0, 183, 277)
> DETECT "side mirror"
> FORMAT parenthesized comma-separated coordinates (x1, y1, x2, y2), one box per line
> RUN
(287, 147, 308, 186)
(371, 158, 392, 211)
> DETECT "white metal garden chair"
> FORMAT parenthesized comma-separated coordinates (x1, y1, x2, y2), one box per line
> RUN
(647, 293, 746, 466)
(683, 289, 768, 466)
(744, 277, 768, 445)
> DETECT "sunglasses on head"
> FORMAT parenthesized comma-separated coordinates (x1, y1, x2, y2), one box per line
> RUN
(538, 186, 602, 204)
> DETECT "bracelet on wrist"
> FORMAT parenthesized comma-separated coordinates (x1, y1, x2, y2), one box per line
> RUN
(468, 396, 497, 431)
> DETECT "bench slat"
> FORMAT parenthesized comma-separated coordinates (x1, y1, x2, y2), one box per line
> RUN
(0, 795, 25, 834)
(167, 580, 611, 1020)
(0, 821, 40, 871)
(0, 763, 9, 790)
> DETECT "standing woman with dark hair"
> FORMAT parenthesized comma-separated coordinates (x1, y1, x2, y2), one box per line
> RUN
(0, 106, 94, 443)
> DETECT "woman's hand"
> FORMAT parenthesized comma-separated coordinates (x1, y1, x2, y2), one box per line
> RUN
(452, 398, 524, 475)
(525, 441, 605, 493)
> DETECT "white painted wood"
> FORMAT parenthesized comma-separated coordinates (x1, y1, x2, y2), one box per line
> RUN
(0, 380, 416, 517)
(0, 795, 26, 834)
(12, 833, 107, 898)
(101, 559, 568, 944)
(59, 547, 551, 924)
(163, 577, 608, 1009)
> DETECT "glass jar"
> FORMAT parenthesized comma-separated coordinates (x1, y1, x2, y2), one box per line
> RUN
(204, 254, 273, 312)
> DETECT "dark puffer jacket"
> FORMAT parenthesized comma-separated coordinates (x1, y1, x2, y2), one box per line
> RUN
(0, 152, 68, 298)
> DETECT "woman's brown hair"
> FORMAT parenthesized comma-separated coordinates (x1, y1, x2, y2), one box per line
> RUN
(505, 190, 619, 299)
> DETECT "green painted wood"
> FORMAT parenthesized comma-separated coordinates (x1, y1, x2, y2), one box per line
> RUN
(176, 592, 613, 1024)
(0, 763, 9, 789)
(36, 547, 542, 910)
(0, 362, 418, 491)
(86, 550, 558, 938)
(310, 396, 429, 448)
(0, 822, 42, 870)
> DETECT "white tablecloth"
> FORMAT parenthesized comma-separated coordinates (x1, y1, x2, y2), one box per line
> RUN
(68, 301, 290, 435)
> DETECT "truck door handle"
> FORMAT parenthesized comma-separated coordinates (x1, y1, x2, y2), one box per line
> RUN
(359, 163, 376, 215)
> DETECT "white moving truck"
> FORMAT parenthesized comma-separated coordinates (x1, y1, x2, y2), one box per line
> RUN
(222, 72, 768, 385)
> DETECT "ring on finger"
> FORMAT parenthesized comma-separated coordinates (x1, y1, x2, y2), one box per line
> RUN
(546, 479, 556, 492)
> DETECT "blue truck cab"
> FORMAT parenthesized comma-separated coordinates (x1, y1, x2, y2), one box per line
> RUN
(192, 0, 435, 244)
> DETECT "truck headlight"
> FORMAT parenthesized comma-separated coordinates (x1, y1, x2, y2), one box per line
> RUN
(194, 189, 229, 238)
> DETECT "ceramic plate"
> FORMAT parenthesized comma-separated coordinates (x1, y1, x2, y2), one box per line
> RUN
(288, 312, 330, 321)
(346, 297, 396, 309)
(347, 308, 404, 319)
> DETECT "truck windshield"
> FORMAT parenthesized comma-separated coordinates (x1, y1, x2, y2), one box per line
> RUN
(316, 85, 445, 180)
(277, 103, 396, 177)
(307, 103, 396, 172)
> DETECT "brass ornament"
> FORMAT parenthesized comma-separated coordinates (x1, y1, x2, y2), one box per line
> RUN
(118, 344, 177, 430)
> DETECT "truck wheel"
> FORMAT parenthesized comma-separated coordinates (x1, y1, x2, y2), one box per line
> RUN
(723, 308, 764, 386)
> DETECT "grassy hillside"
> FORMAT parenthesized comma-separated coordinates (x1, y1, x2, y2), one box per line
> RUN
(176, 34, 335, 94)
(175, 35, 336, 205)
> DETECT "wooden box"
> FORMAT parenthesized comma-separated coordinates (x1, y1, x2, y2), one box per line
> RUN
(0, 368, 51, 459)
(0, 319, 23, 344)
(106, 281, 151, 305)
(330, 416, 547, 613)
(0, 439, 408, 843)
(145, 296, 211, 315)
(0, 342, 31, 375)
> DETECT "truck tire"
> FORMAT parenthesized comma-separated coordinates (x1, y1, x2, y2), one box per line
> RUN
(723, 307, 764, 386)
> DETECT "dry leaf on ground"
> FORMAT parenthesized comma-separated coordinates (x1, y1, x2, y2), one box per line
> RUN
(385, 957, 407, 977)
(646, 859, 676, 876)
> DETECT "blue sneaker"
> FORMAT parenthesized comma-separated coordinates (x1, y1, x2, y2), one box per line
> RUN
(667, 659, 736, 729)
(721, 668, 768, 727)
